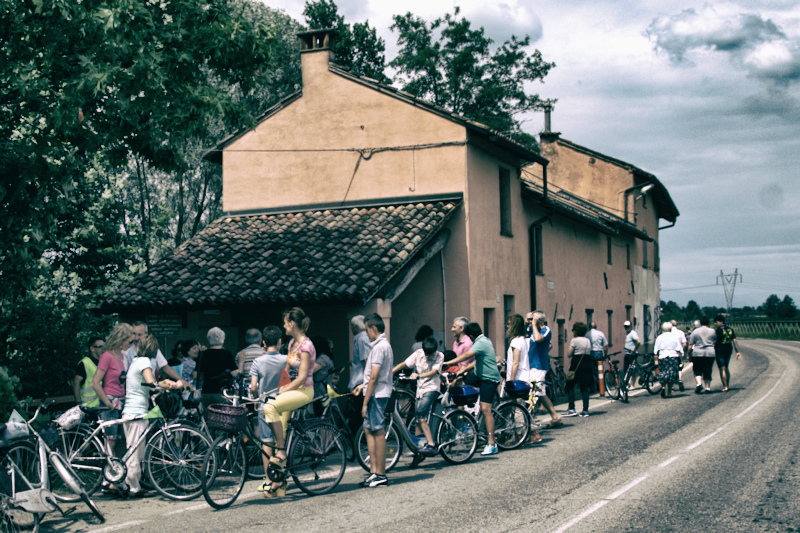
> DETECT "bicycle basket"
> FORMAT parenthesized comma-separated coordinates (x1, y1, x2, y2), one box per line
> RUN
(450, 385, 480, 406)
(206, 404, 248, 433)
(55, 405, 84, 430)
(155, 391, 182, 420)
(504, 380, 532, 399)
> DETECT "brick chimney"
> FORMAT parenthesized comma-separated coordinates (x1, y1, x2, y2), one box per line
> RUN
(297, 29, 337, 91)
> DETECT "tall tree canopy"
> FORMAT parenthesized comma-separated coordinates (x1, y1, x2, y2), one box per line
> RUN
(390, 7, 556, 149)
(0, 0, 302, 397)
(303, 0, 389, 83)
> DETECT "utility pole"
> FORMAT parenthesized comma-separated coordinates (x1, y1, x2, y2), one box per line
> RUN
(717, 269, 742, 315)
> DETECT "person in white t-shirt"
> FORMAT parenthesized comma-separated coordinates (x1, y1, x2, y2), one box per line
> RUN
(125, 322, 189, 389)
(122, 334, 180, 496)
(393, 336, 444, 467)
(505, 314, 530, 383)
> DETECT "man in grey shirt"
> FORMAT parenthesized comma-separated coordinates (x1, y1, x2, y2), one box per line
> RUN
(249, 325, 287, 491)
(353, 313, 393, 488)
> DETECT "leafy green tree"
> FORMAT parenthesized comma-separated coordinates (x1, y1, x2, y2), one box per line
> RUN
(684, 300, 702, 321)
(304, 0, 389, 83)
(762, 294, 781, 318)
(660, 300, 685, 322)
(390, 7, 556, 149)
(777, 295, 796, 319)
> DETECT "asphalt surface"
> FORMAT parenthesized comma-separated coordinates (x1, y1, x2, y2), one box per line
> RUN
(45, 339, 800, 533)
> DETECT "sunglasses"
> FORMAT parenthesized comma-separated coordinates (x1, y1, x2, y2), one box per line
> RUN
(92, 345, 105, 349)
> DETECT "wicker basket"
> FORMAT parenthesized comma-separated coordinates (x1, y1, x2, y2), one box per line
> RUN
(206, 404, 248, 433)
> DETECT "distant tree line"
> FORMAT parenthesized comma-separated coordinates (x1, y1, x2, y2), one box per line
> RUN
(661, 294, 797, 323)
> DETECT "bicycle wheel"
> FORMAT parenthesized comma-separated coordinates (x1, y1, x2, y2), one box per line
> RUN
(201, 435, 247, 510)
(493, 402, 530, 450)
(0, 492, 37, 533)
(555, 366, 567, 397)
(545, 371, 556, 403)
(50, 427, 104, 502)
(49, 453, 104, 523)
(436, 410, 478, 465)
(0, 441, 41, 530)
(288, 422, 346, 496)
(329, 403, 356, 462)
(605, 368, 620, 400)
(145, 425, 210, 501)
(645, 372, 663, 395)
(354, 424, 401, 473)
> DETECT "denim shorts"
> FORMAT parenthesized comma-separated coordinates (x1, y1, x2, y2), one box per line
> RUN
(257, 408, 275, 443)
(363, 397, 388, 432)
(414, 391, 438, 419)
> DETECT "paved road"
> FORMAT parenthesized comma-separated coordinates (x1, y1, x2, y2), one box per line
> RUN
(46, 339, 800, 533)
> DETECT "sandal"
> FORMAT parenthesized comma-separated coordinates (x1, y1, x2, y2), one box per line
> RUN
(264, 481, 287, 499)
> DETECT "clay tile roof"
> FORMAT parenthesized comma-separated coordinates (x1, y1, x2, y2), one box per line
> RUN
(101, 200, 461, 312)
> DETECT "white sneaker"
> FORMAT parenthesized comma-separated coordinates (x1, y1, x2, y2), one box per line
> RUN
(563, 409, 578, 417)
(480, 444, 499, 456)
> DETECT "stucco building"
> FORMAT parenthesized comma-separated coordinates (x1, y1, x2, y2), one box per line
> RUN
(103, 29, 678, 374)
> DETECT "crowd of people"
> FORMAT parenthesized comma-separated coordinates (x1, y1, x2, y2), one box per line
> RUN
(71, 308, 742, 495)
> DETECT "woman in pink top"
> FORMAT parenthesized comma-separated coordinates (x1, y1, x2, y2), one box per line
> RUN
(92, 322, 134, 459)
(262, 307, 316, 498)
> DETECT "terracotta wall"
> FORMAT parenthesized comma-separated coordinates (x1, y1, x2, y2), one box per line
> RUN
(222, 50, 468, 213)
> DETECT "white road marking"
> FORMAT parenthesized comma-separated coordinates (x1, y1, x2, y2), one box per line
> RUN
(552, 367, 787, 532)
(89, 520, 148, 533)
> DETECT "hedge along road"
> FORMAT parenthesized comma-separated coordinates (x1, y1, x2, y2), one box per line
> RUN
(48, 339, 799, 533)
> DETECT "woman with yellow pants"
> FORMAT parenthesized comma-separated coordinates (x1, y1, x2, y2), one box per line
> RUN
(263, 307, 316, 498)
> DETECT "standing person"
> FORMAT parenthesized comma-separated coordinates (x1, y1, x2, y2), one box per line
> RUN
(714, 315, 741, 392)
(587, 322, 608, 362)
(237, 328, 265, 377)
(451, 317, 473, 370)
(73, 337, 104, 407)
(506, 314, 541, 443)
(263, 307, 316, 497)
(564, 322, 593, 417)
(249, 325, 287, 493)
(447, 323, 501, 456)
(199, 327, 239, 411)
(353, 313, 394, 487)
(92, 323, 134, 458)
(688, 317, 717, 393)
(177, 339, 201, 389)
(392, 336, 444, 467)
(670, 320, 687, 392)
(528, 311, 563, 429)
(654, 322, 684, 398)
(122, 334, 180, 496)
(310, 336, 335, 416)
(623, 321, 640, 389)
(348, 315, 371, 436)
(124, 321, 188, 388)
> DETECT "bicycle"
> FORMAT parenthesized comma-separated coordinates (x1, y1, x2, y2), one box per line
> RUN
(318, 386, 357, 462)
(1, 398, 105, 531)
(545, 356, 567, 403)
(597, 351, 624, 401)
(200, 387, 346, 509)
(620, 353, 662, 398)
(54, 386, 212, 502)
(354, 375, 478, 471)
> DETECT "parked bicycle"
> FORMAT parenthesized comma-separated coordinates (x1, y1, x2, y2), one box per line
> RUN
(597, 351, 624, 401)
(354, 375, 478, 471)
(200, 386, 346, 509)
(545, 356, 567, 403)
(53, 385, 212, 502)
(0, 398, 105, 533)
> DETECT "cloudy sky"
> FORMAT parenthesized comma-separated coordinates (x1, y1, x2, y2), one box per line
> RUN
(264, 0, 800, 308)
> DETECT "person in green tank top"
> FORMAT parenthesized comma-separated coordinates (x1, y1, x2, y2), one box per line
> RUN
(445, 322, 501, 456)
(73, 337, 104, 407)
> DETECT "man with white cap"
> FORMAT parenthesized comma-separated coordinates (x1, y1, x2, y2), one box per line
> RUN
(623, 320, 640, 389)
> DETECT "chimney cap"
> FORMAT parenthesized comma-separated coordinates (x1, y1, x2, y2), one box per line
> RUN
(297, 28, 338, 51)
